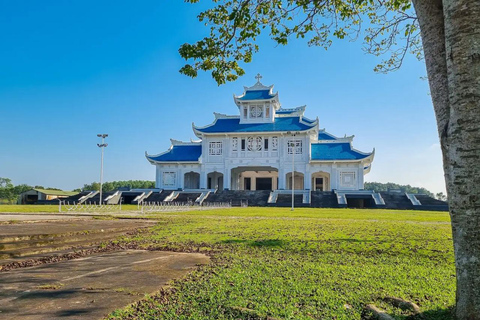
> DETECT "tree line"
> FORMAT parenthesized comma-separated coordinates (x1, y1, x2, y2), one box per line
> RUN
(0, 178, 155, 204)
(76, 180, 155, 192)
(0, 178, 62, 204)
(2, 177, 447, 204)
(363, 182, 448, 200)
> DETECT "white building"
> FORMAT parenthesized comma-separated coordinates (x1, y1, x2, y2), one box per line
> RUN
(146, 77, 374, 192)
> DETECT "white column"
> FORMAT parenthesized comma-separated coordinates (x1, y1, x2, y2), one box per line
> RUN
(358, 164, 364, 190)
(278, 167, 286, 189)
(200, 170, 207, 189)
(155, 166, 161, 188)
(305, 166, 312, 190)
(179, 170, 185, 190)
(224, 167, 231, 190)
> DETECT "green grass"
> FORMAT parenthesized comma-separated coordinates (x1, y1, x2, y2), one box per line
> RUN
(0, 204, 60, 213)
(106, 208, 454, 320)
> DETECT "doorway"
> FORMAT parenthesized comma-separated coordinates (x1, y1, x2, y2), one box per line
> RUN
(256, 178, 272, 190)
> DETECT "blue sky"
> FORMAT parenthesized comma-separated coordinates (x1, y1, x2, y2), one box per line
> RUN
(0, 0, 445, 193)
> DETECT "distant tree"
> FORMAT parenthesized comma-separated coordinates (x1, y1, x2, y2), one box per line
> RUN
(13, 184, 33, 195)
(82, 182, 100, 191)
(436, 192, 447, 202)
(0, 178, 20, 204)
(364, 182, 434, 197)
(0, 177, 13, 189)
(80, 180, 155, 192)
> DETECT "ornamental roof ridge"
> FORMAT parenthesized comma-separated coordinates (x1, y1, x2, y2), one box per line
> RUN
(276, 105, 306, 117)
(243, 82, 273, 91)
(213, 112, 240, 119)
(170, 138, 201, 146)
(298, 115, 319, 128)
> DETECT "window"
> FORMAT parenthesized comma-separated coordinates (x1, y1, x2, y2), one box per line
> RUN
(271, 136, 278, 151)
(209, 141, 222, 155)
(163, 172, 176, 186)
(266, 106, 270, 117)
(264, 138, 268, 151)
(243, 107, 247, 119)
(232, 137, 238, 151)
(247, 136, 263, 151)
(340, 172, 356, 188)
(287, 140, 302, 154)
(250, 105, 263, 118)
(241, 138, 246, 151)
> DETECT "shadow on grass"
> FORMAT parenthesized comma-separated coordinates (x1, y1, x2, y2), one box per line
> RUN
(220, 239, 284, 247)
(396, 307, 453, 320)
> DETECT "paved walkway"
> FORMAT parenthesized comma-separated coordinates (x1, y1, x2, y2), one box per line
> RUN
(0, 250, 209, 319)
(0, 214, 93, 222)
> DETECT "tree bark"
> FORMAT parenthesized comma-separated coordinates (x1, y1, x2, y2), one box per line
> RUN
(443, 0, 480, 318)
(414, 0, 480, 318)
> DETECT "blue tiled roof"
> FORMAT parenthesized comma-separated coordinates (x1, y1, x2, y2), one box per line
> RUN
(147, 145, 201, 162)
(318, 132, 338, 140)
(238, 89, 275, 100)
(311, 143, 371, 160)
(276, 109, 296, 114)
(195, 117, 315, 133)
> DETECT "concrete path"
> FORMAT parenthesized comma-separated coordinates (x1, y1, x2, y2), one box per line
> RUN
(0, 219, 157, 265)
(0, 214, 93, 222)
(0, 250, 209, 319)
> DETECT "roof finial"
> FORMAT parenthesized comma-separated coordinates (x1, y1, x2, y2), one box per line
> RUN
(255, 73, 262, 84)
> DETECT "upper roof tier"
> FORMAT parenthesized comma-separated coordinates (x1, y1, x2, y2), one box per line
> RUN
(146, 143, 202, 163)
(237, 89, 276, 101)
(193, 115, 318, 136)
(311, 142, 374, 161)
(234, 75, 279, 106)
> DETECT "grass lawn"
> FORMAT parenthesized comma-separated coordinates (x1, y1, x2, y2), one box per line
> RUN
(103, 207, 455, 320)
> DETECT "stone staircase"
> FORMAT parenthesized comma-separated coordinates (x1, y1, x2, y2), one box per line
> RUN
(205, 190, 270, 206)
(171, 193, 201, 203)
(273, 194, 305, 207)
(85, 192, 117, 205)
(310, 191, 339, 208)
(379, 192, 414, 209)
(143, 190, 171, 203)
(410, 194, 449, 211)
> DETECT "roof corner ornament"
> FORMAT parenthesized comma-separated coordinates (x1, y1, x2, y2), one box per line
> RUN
(255, 73, 262, 84)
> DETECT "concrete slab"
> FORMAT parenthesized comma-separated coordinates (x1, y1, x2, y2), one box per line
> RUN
(0, 250, 209, 319)
(0, 219, 157, 266)
(0, 214, 93, 222)
(0, 219, 155, 237)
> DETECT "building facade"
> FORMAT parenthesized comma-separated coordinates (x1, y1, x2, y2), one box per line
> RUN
(146, 77, 374, 192)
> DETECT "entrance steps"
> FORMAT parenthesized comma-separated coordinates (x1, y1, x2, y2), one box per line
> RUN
(334, 190, 386, 208)
(143, 190, 171, 203)
(268, 190, 311, 206)
(310, 191, 338, 208)
(204, 190, 270, 206)
(162, 189, 214, 205)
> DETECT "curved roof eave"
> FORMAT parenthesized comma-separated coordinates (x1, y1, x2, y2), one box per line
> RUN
(194, 126, 317, 136)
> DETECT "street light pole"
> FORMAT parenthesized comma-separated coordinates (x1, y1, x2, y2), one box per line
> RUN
(292, 138, 295, 211)
(97, 134, 108, 204)
(287, 131, 299, 211)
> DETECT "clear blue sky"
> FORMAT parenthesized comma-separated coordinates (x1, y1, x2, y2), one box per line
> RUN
(0, 0, 446, 194)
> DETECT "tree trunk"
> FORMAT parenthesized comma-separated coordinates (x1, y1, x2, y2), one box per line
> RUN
(413, 0, 480, 318)
(443, 0, 480, 318)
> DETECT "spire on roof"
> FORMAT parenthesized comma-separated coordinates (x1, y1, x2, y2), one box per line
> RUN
(255, 73, 263, 84)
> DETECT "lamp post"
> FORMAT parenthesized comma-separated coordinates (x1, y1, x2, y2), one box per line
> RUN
(287, 131, 300, 211)
(97, 134, 108, 204)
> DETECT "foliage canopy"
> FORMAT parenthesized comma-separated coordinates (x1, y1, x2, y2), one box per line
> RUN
(179, 0, 422, 84)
